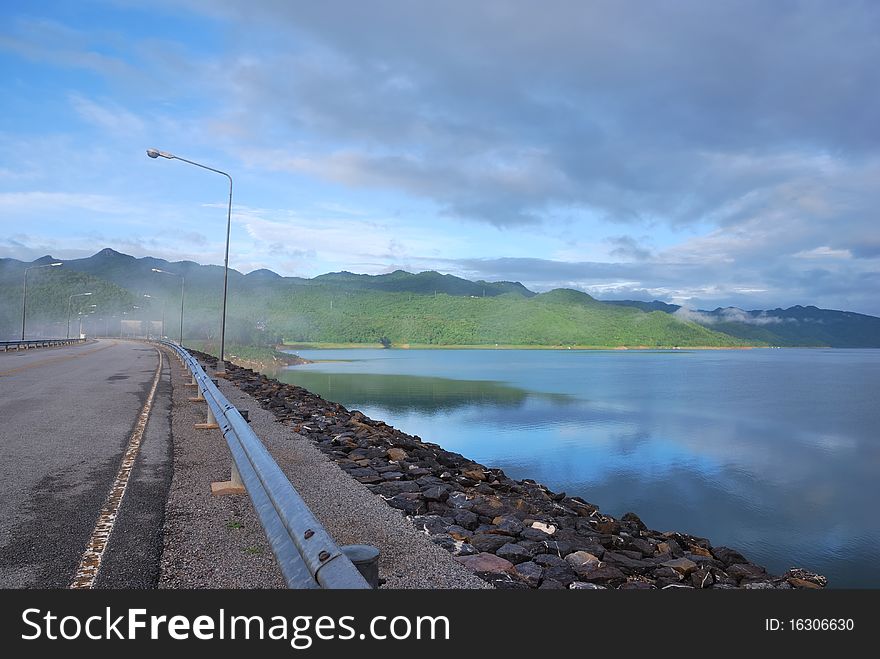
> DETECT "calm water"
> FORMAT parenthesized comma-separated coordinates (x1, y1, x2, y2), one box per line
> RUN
(277, 348, 880, 587)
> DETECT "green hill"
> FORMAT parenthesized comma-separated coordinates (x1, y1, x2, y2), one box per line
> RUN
(2, 248, 875, 348)
(607, 300, 880, 348)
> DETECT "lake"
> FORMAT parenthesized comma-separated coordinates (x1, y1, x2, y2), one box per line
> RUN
(276, 347, 880, 588)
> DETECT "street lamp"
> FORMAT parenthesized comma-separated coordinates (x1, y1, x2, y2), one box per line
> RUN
(78, 305, 97, 338)
(67, 292, 93, 339)
(147, 147, 232, 370)
(142, 294, 155, 339)
(152, 268, 185, 345)
(21, 261, 62, 340)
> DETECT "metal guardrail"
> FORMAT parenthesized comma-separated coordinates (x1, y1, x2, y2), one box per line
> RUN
(0, 338, 87, 352)
(159, 340, 373, 590)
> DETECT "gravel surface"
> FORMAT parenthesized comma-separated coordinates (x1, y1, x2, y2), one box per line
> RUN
(159, 351, 488, 589)
(158, 353, 285, 588)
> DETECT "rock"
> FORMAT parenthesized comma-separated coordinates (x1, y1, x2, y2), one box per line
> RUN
(453, 542, 477, 557)
(387, 448, 407, 461)
(496, 542, 532, 565)
(726, 563, 768, 582)
(411, 515, 451, 536)
(470, 495, 505, 517)
(415, 475, 446, 489)
(380, 470, 404, 481)
(661, 557, 698, 576)
(688, 544, 712, 558)
(455, 552, 515, 574)
(521, 527, 555, 542)
(784, 568, 827, 588)
(426, 501, 452, 515)
(684, 553, 722, 569)
(787, 577, 822, 589)
(429, 535, 459, 553)
(371, 481, 421, 496)
(513, 561, 543, 587)
(564, 551, 601, 570)
(533, 553, 569, 568)
(712, 546, 749, 565)
(491, 515, 525, 536)
(446, 492, 473, 509)
(691, 569, 714, 588)
(490, 576, 531, 589)
(347, 467, 382, 483)
(538, 579, 565, 590)
(656, 539, 683, 557)
(543, 564, 578, 586)
(422, 486, 449, 502)
(452, 509, 479, 530)
(742, 582, 776, 589)
(619, 580, 654, 590)
(469, 533, 511, 553)
(387, 493, 426, 516)
(461, 468, 486, 481)
(628, 538, 654, 556)
(530, 521, 556, 535)
(621, 512, 648, 531)
(602, 551, 653, 570)
(446, 525, 472, 542)
(569, 582, 606, 590)
(595, 520, 620, 535)
(575, 564, 627, 584)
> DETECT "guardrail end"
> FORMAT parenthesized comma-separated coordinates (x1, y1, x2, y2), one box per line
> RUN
(341, 545, 381, 588)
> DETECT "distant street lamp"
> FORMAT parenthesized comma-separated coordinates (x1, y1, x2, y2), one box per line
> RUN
(152, 268, 185, 345)
(142, 293, 155, 339)
(67, 292, 93, 338)
(147, 148, 232, 369)
(21, 262, 62, 340)
(78, 304, 97, 337)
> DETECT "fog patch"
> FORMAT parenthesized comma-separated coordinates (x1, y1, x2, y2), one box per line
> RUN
(674, 306, 787, 326)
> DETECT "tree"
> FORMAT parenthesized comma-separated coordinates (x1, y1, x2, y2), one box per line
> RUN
(378, 336, 392, 349)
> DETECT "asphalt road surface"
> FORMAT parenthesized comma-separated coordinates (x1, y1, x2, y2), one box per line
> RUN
(0, 339, 172, 588)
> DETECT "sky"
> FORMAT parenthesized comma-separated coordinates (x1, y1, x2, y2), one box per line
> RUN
(1, 0, 878, 314)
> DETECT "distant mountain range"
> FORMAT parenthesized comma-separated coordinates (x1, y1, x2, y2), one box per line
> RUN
(1, 248, 878, 347)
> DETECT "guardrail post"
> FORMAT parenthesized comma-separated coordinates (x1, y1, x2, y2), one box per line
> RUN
(195, 403, 220, 430)
(188, 386, 206, 402)
(211, 463, 245, 496)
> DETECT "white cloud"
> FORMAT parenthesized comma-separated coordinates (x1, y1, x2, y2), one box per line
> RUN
(69, 94, 145, 135)
(0, 191, 133, 215)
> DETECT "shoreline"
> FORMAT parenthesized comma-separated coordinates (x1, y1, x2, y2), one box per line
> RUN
(194, 348, 827, 590)
(280, 342, 764, 351)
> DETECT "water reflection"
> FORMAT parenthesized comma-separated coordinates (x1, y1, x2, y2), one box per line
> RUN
(270, 348, 880, 587)
(274, 369, 570, 415)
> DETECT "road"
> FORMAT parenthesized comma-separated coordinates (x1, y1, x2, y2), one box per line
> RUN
(0, 339, 172, 588)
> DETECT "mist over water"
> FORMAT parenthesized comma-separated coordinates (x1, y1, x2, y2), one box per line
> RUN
(276, 348, 880, 588)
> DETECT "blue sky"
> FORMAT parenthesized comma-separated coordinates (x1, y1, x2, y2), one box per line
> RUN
(1, 1, 879, 314)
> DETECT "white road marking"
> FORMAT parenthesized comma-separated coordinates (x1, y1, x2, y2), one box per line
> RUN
(70, 348, 164, 589)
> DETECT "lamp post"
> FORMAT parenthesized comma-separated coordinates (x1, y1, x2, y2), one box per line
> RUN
(78, 304, 97, 338)
(152, 268, 185, 345)
(67, 292, 93, 338)
(142, 294, 155, 339)
(147, 148, 232, 370)
(21, 261, 62, 340)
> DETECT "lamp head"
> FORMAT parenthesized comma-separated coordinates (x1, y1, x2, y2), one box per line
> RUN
(50, 262, 62, 267)
(146, 148, 173, 159)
